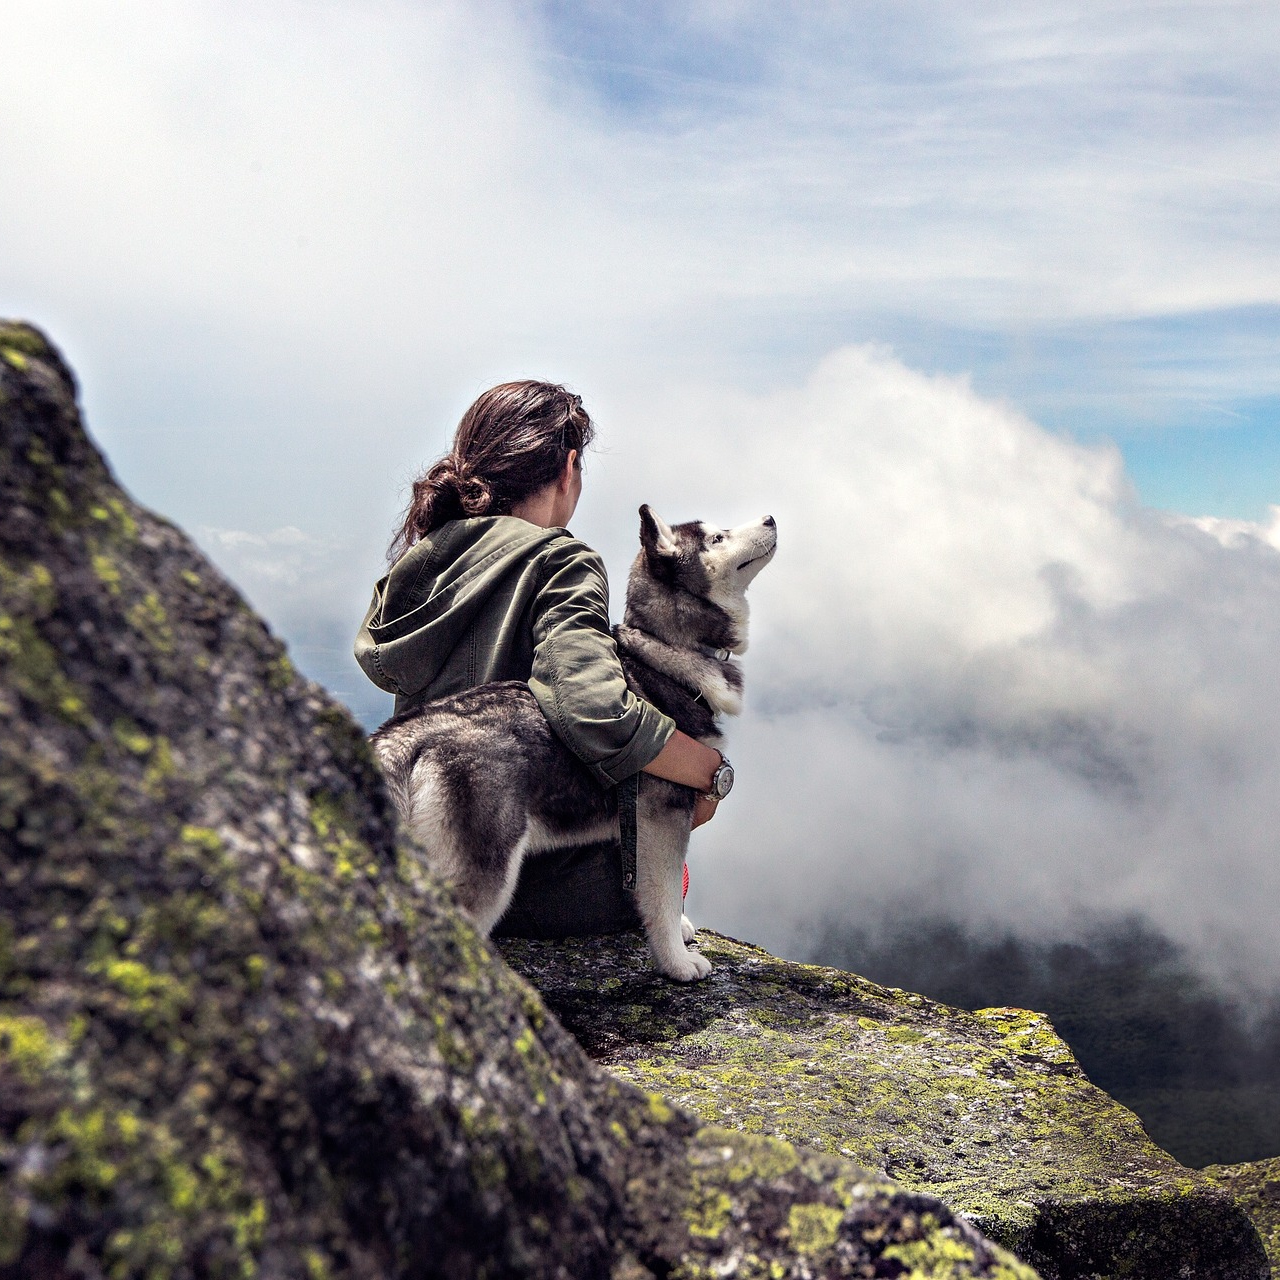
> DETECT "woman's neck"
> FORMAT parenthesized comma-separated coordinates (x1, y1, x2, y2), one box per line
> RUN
(509, 486, 561, 529)
(510, 456, 580, 529)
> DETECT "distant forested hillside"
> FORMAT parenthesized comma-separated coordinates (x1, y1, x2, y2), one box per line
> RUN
(805, 915, 1280, 1168)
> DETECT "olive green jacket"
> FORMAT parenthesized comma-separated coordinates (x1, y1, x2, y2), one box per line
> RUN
(354, 516, 675, 787)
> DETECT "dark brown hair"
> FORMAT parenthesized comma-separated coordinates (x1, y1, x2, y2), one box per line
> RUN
(390, 380, 595, 560)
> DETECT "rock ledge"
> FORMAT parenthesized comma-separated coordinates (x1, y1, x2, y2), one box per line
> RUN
(502, 929, 1270, 1279)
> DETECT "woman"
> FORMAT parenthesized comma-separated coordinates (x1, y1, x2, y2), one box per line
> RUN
(355, 380, 724, 937)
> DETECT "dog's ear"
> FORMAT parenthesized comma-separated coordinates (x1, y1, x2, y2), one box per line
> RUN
(639, 504, 679, 567)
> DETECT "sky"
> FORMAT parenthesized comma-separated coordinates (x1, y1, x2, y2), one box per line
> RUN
(4, 0, 1280, 979)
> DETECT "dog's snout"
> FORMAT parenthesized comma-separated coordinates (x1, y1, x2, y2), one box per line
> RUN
(763, 515, 775, 528)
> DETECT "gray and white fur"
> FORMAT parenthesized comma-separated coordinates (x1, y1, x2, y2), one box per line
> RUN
(370, 506, 776, 981)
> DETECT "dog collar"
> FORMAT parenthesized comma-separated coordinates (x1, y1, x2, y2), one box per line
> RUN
(624, 626, 731, 666)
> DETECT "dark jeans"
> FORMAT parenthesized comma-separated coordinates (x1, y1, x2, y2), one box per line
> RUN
(491, 839, 642, 939)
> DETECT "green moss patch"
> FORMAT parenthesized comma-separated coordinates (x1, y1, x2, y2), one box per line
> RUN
(502, 930, 1270, 1279)
(1205, 1158, 1280, 1277)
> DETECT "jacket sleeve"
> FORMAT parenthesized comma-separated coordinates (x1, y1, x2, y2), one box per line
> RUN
(527, 540, 676, 787)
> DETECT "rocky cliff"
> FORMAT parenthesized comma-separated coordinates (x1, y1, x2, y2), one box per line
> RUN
(1205, 1159, 1280, 1277)
(0, 322, 1036, 1279)
(501, 932, 1270, 1278)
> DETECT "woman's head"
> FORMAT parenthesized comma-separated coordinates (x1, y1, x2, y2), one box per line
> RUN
(391, 380, 595, 558)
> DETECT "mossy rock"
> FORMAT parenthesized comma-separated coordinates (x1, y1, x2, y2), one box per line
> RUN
(1205, 1158, 1280, 1277)
(500, 930, 1270, 1279)
(0, 320, 1037, 1278)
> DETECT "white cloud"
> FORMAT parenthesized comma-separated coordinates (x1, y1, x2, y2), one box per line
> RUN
(6, 1, 1280, 364)
(1184, 507, 1280, 552)
(647, 348, 1280, 981)
(199, 525, 334, 585)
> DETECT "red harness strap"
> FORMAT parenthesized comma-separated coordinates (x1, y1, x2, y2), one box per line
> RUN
(682, 862, 689, 901)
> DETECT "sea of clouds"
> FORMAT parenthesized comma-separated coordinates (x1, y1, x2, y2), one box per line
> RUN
(633, 348, 1280, 981)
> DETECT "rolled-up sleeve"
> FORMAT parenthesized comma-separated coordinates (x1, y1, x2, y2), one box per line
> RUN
(528, 542, 675, 787)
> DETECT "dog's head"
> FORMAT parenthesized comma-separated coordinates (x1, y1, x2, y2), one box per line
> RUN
(625, 505, 777, 652)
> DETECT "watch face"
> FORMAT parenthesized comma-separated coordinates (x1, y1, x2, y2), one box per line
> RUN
(713, 763, 734, 798)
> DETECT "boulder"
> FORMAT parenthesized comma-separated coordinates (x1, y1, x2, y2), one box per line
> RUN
(0, 321, 1036, 1279)
(500, 930, 1271, 1280)
(1205, 1158, 1280, 1277)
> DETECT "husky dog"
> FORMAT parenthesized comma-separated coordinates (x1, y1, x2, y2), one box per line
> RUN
(370, 506, 776, 981)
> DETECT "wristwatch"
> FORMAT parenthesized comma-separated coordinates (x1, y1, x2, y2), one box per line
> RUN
(706, 753, 734, 801)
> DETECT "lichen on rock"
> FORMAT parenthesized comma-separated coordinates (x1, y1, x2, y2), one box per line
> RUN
(500, 929, 1271, 1279)
(1205, 1158, 1280, 1277)
(0, 320, 1035, 1278)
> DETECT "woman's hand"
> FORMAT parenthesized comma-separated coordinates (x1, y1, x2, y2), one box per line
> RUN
(691, 795, 718, 829)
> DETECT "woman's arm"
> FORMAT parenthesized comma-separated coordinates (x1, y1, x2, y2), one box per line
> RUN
(528, 543, 677, 786)
(642, 730, 724, 829)
(641, 728, 721, 790)
(527, 542, 724, 828)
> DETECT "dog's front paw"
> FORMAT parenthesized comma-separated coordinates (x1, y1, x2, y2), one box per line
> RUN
(680, 913, 697, 944)
(663, 948, 713, 982)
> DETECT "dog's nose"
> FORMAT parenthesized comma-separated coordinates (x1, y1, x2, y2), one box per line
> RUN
(763, 515, 775, 528)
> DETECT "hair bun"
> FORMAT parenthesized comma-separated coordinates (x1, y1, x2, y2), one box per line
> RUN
(457, 473, 492, 515)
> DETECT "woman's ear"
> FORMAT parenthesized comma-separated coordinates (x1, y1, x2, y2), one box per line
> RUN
(558, 449, 579, 494)
(639, 504, 678, 561)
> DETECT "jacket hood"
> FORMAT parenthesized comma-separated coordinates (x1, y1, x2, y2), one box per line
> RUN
(356, 517, 567, 696)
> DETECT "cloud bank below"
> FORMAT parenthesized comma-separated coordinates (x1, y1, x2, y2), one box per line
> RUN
(626, 348, 1280, 982)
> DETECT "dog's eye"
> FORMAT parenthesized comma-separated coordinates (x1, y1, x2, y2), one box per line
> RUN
(711, 533, 725, 544)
